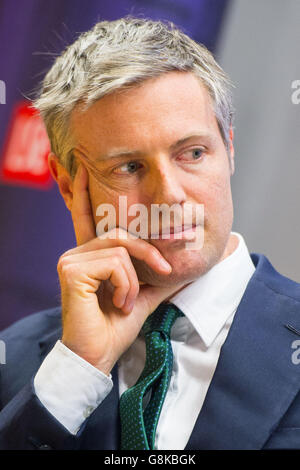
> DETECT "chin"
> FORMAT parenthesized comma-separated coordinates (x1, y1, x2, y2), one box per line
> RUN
(132, 246, 221, 287)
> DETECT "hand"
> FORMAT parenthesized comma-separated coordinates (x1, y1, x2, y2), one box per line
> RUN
(58, 164, 184, 375)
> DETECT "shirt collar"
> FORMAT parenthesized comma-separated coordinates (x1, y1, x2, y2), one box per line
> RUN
(169, 232, 256, 348)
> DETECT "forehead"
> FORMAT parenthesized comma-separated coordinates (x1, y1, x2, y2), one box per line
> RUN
(70, 71, 219, 152)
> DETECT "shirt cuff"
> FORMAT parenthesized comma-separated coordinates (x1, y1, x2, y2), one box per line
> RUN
(34, 340, 113, 435)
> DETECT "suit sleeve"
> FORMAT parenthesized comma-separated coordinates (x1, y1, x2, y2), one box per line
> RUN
(0, 341, 114, 450)
(0, 375, 80, 450)
(34, 340, 113, 435)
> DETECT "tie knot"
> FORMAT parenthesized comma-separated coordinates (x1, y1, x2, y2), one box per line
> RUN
(142, 303, 184, 337)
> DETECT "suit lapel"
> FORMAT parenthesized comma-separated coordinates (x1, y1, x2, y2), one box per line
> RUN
(185, 253, 300, 449)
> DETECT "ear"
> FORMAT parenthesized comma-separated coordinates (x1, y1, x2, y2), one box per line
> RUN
(48, 152, 74, 211)
(228, 125, 235, 175)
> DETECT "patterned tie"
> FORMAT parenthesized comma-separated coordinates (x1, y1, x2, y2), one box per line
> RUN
(119, 302, 184, 450)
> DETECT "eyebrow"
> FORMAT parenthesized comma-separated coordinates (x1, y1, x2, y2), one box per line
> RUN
(94, 131, 215, 162)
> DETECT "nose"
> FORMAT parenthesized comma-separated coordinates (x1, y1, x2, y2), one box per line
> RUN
(149, 155, 187, 207)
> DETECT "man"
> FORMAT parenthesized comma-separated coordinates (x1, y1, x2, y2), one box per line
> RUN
(0, 17, 299, 450)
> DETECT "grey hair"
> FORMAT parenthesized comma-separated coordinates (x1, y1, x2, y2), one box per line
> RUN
(33, 16, 234, 177)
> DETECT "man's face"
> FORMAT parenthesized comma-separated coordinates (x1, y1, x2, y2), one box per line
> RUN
(70, 71, 235, 286)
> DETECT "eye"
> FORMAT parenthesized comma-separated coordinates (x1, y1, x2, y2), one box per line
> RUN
(178, 147, 205, 162)
(191, 148, 204, 160)
(114, 161, 143, 175)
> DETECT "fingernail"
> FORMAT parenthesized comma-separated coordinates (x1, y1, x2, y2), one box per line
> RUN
(124, 300, 134, 313)
(160, 259, 172, 272)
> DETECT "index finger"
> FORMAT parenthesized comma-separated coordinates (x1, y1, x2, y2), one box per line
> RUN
(64, 227, 172, 275)
(71, 163, 96, 246)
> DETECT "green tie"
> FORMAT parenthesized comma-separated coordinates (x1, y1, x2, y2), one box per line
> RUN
(119, 302, 184, 450)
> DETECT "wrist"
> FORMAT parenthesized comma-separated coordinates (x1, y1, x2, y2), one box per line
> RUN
(61, 338, 114, 376)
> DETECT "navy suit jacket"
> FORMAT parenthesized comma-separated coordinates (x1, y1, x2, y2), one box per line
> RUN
(0, 253, 300, 450)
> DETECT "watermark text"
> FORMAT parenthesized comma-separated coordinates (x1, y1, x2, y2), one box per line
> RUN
(291, 80, 300, 104)
(291, 339, 300, 365)
(0, 340, 6, 364)
(0, 80, 6, 104)
(96, 197, 205, 250)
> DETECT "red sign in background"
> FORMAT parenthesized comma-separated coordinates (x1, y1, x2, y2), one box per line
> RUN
(0, 101, 53, 190)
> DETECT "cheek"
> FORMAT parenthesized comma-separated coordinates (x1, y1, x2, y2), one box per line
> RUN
(88, 181, 107, 221)
(210, 176, 232, 208)
(189, 169, 233, 222)
(208, 177, 233, 235)
(89, 181, 144, 229)
(88, 179, 122, 227)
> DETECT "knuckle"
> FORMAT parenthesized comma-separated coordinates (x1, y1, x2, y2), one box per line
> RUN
(59, 261, 78, 282)
(57, 250, 75, 270)
(60, 248, 73, 259)
(121, 277, 130, 291)
(130, 282, 139, 298)
(115, 246, 128, 258)
(57, 256, 68, 273)
(111, 256, 121, 268)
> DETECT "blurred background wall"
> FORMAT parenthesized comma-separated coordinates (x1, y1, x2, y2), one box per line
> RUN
(218, 0, 300, 286)
(0, 0, 299, 330)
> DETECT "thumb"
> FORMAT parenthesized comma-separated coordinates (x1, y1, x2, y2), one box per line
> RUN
(137, 282, 187, 318)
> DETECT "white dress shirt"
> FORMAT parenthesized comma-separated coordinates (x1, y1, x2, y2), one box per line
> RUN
(34, 231, 255, 449)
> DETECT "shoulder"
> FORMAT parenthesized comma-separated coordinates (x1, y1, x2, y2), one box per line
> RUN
(0, 306, 62, 343)
(251, 253, 300, 302)
(250, 253, 300, 330)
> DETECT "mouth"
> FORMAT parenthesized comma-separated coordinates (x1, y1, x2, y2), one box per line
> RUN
(150, 224, 199, 240)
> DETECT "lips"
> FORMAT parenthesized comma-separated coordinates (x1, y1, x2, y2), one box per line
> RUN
(150, 224, 196, 238)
